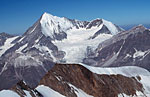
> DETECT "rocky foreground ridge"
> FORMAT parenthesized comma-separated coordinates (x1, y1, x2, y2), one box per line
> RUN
(0, 63, 150, 97)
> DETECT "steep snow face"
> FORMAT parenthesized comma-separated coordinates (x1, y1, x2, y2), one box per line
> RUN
(102, 19, 119, 35)
(133, 48, 150, 59)
(40, 12, 120, 38)
(40, 12, 74, 38)
(81, 63, 150, 77)
(36, 85, 65, 97)
(68, 84, 93, 97)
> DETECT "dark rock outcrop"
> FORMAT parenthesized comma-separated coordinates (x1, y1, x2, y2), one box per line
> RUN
(11, 80, 42, 97)
(39, 64, 144, 97)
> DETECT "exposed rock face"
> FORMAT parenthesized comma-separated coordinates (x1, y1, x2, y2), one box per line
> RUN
(91, 25, 111, 39)
(83, 25, 150, 71)
(11, 81, 42, 97)
(0, 56, 54, 90)
(39, 64, 144, 97)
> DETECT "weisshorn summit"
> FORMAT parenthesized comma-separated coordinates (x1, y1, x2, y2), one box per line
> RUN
(0, 12, 150, 97)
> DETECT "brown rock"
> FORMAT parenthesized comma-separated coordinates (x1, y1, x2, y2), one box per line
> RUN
(39, 64, 144, 97)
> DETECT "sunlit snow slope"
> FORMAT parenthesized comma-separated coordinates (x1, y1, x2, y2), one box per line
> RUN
(52, 29, 112, 63)
(81, 64, 150, 96)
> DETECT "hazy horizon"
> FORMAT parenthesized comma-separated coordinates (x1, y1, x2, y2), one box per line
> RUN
(0, 0, 150, 34)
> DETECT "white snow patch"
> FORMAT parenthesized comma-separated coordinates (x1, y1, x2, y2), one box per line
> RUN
(36, 85, 65, 97)
(40, 13, 121, 63)
(68, 83, 93, 97)
(140, 75, 150, 94)
(35, 36, 42, 43)
(124, 53, 132, 59)
(0, 90, 20, 97)
(16, 43, 28, 53)
(30, 24, 38, 34)
(55, 76, 62, 81)
(133, 48, 150, 59)
(0, 36, 19, 56)
(18, 37, 24, 42)
(23, 90, 32, 97)
(0, 62, 8, 75)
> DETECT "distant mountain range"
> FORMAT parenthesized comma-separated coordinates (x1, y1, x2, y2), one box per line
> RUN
(0, 12, 150, 97)
(120, 24, 150, 30)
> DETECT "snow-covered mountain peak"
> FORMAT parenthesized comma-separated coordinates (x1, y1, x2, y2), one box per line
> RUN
(40, 12, 71, 24)
(39, 12, 122, 39)
(40, 12, 74, 37)
(102, 19, 120, 35)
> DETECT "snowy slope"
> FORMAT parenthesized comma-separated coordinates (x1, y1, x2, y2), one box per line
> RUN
(0, 90, 20, 97)
(36, 85, 66, 97)
(40, 12, 120, 38)
(81, 64, 150, 96)
(0, 36, 19, 56)
(102, 19, 119, 35)
(67, 84, 93, 97)
(52, 27, 112, 63)
(39, 12, 121, 39)
(81, 63, 150, 77)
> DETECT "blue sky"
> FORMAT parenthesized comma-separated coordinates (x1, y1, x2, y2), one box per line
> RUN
(0, 0, 150, 34)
